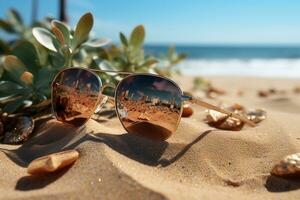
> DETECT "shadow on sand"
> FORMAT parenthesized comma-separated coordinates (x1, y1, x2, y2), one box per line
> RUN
(0, 120, 212, 190)
(265, 175, 300, 192)
(15, 167, 71, 191)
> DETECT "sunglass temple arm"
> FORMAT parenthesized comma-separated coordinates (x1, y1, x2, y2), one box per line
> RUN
(182, 95, 256, 127)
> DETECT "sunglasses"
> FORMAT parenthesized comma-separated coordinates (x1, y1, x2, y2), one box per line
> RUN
(51, 67, 255, 141)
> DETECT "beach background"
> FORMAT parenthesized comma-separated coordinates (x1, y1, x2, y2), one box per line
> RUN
(146, 45, 300, 78)
(1, 0, 300, 79)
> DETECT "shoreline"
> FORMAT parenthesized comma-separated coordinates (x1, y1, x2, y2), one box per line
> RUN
(178, 58, 300, 78)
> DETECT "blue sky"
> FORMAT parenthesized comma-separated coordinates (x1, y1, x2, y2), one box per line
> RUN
(1, 0, 300, 45)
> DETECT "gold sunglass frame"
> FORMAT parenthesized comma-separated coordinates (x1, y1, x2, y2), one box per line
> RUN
(51, 67, 256, 140)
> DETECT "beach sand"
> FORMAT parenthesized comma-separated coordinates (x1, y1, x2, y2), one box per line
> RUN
(0, 76, 300, 200)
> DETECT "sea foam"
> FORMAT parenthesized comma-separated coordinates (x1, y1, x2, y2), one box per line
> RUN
(178, 58, 300, 78)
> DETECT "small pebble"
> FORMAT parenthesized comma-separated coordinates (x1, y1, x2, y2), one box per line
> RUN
(27, 150, 79, 175)
(294, 87, 300, 94)
(271, 153, 300, 177)
(230, 103, 245, 111)
(246, 109, 267, 124)
(182, 104, 193, 117)
(237, 90, 244, 97)
(268, 88, 277, 94)
(258, 90, 269, 97)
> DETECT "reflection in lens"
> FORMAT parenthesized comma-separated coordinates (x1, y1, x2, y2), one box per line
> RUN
(52, 68, 103, 126)
(116, 74, 183, 140)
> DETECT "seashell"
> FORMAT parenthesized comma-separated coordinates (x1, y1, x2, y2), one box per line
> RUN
(205, 103, 266, 131)
(258, 90, 269, 97)
(268, 88, 277, 94)
(206, 109, 244, 131)
(3, 116, 34, 144)
(229, 103, 245, 112)
(246, 109, 266, 124)
(207, 84, 226, 95)
(237, 90, 244, 97)
(294, 86, 300, 94)
(27, 150, 79, 175)
(206, 109, 228, 123)
(215, 117, 244, 131)
(271, 153, 300, 177)
(182, 104, 193, 117)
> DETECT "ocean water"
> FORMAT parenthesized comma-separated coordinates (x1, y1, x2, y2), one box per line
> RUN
(145, 45, 300, 78)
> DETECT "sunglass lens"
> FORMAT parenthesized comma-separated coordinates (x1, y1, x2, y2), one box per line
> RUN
(116, 74, 183, 140)
(52, 68, 102, 126)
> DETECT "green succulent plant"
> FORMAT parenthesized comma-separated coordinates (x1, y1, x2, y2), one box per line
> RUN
(0, 43, 53, 113)
(0, 10, 185, 115)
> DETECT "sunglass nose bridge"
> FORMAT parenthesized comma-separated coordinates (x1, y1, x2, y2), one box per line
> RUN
(101, 83, 116, 92)
(94, 83, 116, 114)
(101, 83, 116, 104)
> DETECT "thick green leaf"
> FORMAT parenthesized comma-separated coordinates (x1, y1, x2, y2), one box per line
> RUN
(119, 32, 128, 47)
(0, 19, 14, 33)
(34, 67, 55, 90)
(51, 20, 71, 45)
(0, 39, 10, 54)
(61, 46, 72, 67)
(73, 12, 93, 48)
(3, 55, 27, 85)
(3, 97, 27, 113)
(129, 25, 145, 49)
(0, 81, 20, 91)
(49, 52, 65, 68)
(7, 9, 23, 26)
(34, 42, 49, 66)
(82, 38, 110, 48)
(128, 48, 145, 65)
(32, 93, 47, 104)
(0, 81, 29, 98)
(32, 27, 59, 52)
(99, 60, 117, 76)
(12, 41, 40, 73)
(0, 63, 3, 79)
(52, 26, 65, 45)
(142, 59, 158, 67)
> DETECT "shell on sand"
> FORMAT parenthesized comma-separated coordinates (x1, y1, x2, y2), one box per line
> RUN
(3, 116, 34, 144)
(182, 104, 193, 117)
(246, 109, 267, 124)
(271, 153, 300, 177)
(206, 109, 244, 131)
(206, 109, 228, 123)
(205, 104, 266, 131)
(27, 150, 79, 175)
